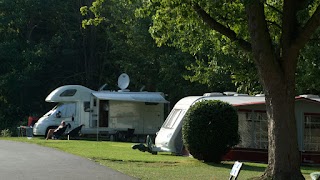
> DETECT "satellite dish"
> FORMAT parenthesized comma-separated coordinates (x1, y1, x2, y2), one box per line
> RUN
(118, 73, 130, 90)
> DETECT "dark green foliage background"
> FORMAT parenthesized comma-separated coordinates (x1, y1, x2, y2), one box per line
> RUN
(0, 0, 215, 132)
(182, 100, 240, 163)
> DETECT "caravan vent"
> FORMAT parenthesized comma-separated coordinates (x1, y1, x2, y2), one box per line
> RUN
(299, 94, 320, 98)
(223, 92, 237, 96)
(203, 92, 223, 97)
(118, 89, 130, 92)
(234, 94, 249, 96)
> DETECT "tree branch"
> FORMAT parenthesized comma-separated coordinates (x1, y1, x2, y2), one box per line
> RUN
(281, 0, 300, 50)
(192, 3, 252, 52)
(293, 5, 320, 51)
(265, 2, 282, 16)
(245, 1, 280, 82)
(266, 20, 281, 30)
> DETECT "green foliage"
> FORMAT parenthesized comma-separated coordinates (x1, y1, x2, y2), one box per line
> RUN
(1, 129, 12, 137)
(0, 0, 110, 130)
(0, 0, 215, 132)
(296, 42, 320, 95)
(135, 0, 264, 94)
(81, 0, 215, 103)
(182, 100, 239, 163)
(136, 0, 320, 95)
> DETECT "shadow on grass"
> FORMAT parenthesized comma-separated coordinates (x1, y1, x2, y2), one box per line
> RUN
(91, 157, 180, 167)
(92, 156, 177, 163)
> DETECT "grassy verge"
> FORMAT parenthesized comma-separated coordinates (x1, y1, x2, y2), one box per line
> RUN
(3, 137, 317, 179)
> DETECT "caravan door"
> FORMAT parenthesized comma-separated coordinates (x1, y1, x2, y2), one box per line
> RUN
(155, 108, 187, 153)
(89, 98, 98, 128)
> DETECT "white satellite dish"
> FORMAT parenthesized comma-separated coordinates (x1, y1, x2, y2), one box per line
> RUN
(118, 73, 130, 90)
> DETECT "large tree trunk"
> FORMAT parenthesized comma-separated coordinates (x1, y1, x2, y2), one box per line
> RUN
(262, 70, 303, 179)
(245, 2, 304, 179)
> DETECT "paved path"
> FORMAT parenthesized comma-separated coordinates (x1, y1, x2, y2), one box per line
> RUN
(0, 140, 137, 180)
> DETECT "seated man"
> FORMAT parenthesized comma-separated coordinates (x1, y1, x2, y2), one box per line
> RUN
(46, 121, 67, 140)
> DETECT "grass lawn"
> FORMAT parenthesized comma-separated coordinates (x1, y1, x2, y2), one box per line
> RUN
(2, 137, 318, 180)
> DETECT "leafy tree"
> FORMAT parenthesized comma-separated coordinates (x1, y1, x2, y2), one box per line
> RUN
(182, 100, 239, 163)
(0, 0, 110, 129)
(296, 42, 320, 95)
(80, 0, 223, 104)
(136, 0, 320, 179)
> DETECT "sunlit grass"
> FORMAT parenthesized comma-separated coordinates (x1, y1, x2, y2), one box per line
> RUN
(2, 137, 317, 180)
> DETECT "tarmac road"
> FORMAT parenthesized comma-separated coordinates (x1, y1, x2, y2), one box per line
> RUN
(0, 140, 137, 180)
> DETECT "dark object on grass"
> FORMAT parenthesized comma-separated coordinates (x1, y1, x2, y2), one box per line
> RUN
(131, 135, 157, 155)
(132, 143, 149, 152)
(66, 124, 84, 140)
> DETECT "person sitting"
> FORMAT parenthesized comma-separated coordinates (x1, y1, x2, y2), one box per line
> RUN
(46, 121, 68, 140)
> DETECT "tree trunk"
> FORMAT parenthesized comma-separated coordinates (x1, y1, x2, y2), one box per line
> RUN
(261, 74, 303, 180)
(245, 2, 304, 179)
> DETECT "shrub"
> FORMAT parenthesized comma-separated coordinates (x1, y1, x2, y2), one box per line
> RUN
(1, 129, 12, 137)
(182, 100, 239, 163)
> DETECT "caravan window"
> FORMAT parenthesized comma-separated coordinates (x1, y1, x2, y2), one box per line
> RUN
(84, 101, 90, 112)
(304, 114, 320, 151)
(237, 111, 268, 149)
(60, 89, 77, 97)
(162, 109, 186, 129)
(55, 103, 76, 118)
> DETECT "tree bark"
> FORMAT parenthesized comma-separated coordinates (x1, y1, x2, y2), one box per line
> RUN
(245, 2, 304, 179)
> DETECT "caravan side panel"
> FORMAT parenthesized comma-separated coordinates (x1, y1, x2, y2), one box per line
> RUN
(108, 101, 164, 135)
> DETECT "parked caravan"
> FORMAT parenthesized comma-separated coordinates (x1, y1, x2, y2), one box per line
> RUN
(33, 74, 169, 139)
(152, 93, 265, 153)
(151, 93, 320, 164)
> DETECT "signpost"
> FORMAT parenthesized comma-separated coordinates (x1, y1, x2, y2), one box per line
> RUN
(229, 161, 243, 180)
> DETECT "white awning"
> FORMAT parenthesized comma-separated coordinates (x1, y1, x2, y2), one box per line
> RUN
(92, 91, 169, 103)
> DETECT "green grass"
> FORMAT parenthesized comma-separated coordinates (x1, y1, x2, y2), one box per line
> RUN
(2, 137, 318, 180)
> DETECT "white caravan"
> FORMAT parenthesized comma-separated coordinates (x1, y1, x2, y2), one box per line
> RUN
(151, 93, 266, 153)
(33, 74, 169, 138)
(152, 93, 320, 155)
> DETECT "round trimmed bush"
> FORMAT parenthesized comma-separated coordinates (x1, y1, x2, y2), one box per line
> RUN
(182, 100, 239, 163)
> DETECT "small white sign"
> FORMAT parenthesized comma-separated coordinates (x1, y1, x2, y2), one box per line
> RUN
(230, 161, 243, 177)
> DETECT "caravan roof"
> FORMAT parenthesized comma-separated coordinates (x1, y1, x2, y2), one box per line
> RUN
(92, 91, 169, 103)
(45, 85, 93, 102)
(199, 96, 266, 106)
(174, 95, 266, 109)
(176, 95, 320, 109)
